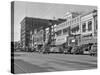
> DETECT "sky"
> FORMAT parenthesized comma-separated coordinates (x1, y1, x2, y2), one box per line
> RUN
(13, 1, 97, 42)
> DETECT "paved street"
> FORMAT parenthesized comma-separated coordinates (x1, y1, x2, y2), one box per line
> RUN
(13, 52, 97, 74)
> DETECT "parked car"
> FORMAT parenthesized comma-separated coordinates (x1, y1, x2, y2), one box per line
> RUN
(43, 46, 50, 54)
(83, 48, 90, 54)
(50, 46, 60, 53)
(71, 46, 77, 54)
(90, 44, 97, 56)
(82, 44, 93, 55)
(63, 46, 72, 54)
(71, 46, 83, 54)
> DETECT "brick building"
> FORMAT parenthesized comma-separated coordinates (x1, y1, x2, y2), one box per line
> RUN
(20, 17, 65, 51)
(20, 17, 52, 51)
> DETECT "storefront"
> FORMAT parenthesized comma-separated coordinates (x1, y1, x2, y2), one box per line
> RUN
(68, 35, 81, 46)
(80, 33, 97, 45)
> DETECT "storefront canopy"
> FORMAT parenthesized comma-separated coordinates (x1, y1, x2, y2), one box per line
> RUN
(80, 38, 97, 45)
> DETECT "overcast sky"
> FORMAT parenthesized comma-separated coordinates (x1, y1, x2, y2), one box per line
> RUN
(13, 1, 97, 41)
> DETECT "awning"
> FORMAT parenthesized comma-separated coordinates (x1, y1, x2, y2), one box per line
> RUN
(80, 38, 97, 45)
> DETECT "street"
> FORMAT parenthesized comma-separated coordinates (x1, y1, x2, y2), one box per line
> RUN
(13, 52, 97, 74)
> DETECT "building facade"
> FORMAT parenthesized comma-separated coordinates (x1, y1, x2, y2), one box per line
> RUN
(68, 15, 81, 46)
(80, 10, 97, 45)
(20, 10, 97, 51)
(32, 28, 45, 51)
(54, 10, 97, 47)
(55, 20, 70, 45)
(55, 12, 80, 46)
(20, 17, 52, 51)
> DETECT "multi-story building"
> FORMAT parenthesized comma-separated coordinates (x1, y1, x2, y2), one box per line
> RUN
(32, 19, 66, 48)
(20, 17, 65, 51)
(20, 10, 97, 52)
(80, 10, 97, 45)
(20, 17, 52, 51)
(55, 12, 80, 46)
(55, 21, 70, 45)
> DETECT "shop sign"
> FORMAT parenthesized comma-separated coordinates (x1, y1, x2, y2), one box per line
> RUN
(72, 39, 75, 42)
(55, 36, 67, 45)
(82, 33, 92, 38)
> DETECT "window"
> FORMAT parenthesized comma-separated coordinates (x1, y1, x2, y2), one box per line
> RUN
(71, 28, 75, 33)
(63, 28, 68, 34)
(76, 25, 79, 32)
(71, 25, 79, 33)
(82, 23, 86, 32)
(88, 21, 92, 31)
(56, 30, 62, 36)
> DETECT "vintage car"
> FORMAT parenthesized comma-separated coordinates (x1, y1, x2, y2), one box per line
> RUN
(71, 46, 83, 54)
(43, 45, 64, 54)
(83, 47, 90, 55)
(90, 44, 97, 56)
(63, 46, 72, 54)
(80, 44, 90, 55)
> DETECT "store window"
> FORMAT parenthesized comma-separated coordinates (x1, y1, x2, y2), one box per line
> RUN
(76, 25, 79, 32)
(82, 23, 86, 32)
(71, 25, 79, 33)
(63, 28, 68, 34)
(56, 30, 62, 36)
(88, 21, 92, 31)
